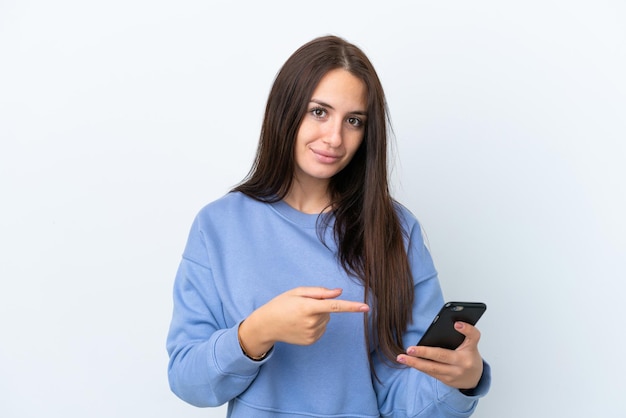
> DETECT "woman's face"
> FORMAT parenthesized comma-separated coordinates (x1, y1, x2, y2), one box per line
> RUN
(293, 69, 367, 188)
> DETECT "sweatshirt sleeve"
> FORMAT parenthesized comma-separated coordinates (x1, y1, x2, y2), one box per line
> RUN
(165, 215, 273, 407)
(374, 209, 491, 417)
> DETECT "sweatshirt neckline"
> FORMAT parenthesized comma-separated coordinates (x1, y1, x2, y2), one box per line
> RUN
(270, 200, 331, 229)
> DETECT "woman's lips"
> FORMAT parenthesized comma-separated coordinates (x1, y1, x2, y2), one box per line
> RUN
(312, 149, 342, 164)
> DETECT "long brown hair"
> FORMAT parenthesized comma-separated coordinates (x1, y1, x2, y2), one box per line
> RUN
(234, 35, 414, 367)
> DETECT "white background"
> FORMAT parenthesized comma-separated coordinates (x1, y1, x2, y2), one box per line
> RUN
(1, 1, 625, 417)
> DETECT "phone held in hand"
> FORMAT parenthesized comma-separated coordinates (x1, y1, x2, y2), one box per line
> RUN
(416, 302, 486, 350)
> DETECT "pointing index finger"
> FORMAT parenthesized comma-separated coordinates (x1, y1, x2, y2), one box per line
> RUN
(320, 299, 370, 313)
(294, 287, 369, 313)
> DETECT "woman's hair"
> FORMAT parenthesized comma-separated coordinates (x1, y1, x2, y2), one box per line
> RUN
(234, 35, 414, 368)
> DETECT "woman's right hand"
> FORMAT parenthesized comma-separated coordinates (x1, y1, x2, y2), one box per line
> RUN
(237, 286, 370, 358)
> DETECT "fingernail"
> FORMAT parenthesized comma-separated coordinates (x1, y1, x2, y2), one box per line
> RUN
(407, 347, 416, 355)
(359, 305, 370, 312)
(455, 322, 464, 329)
(396, 355, 406, 364)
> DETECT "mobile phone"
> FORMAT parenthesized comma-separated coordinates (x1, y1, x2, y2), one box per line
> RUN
(416, 302, 486, 350)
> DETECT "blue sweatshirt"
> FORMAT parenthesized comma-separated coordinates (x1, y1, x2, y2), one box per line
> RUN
(166, 192, 490, 417)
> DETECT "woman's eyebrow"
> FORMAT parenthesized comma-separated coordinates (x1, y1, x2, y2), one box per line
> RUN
(309, 99, 367, 116)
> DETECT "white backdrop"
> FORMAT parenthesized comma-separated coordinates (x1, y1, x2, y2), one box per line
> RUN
(1, 1, 625, 417)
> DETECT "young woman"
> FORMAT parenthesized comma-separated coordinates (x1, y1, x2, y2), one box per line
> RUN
(167, 35, 490, 417)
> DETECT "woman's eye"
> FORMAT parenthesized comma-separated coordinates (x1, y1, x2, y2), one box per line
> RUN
(347, 117, 363, 127)
(311, 107, 327, 118)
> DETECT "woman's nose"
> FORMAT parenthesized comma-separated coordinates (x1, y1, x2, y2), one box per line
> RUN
(323, 120, 343, 147)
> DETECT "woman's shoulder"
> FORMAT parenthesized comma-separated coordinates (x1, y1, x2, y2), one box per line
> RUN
(393, 201, 432, 248)
(193, 191, 263, 222)
(393, 200, 421, 229)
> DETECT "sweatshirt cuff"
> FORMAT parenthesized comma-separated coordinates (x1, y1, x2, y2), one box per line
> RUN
(435, 361, 491, 412)
(211, 322, 274, 376)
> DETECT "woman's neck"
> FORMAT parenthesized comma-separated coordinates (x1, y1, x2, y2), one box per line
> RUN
(283, 178, 331, 214)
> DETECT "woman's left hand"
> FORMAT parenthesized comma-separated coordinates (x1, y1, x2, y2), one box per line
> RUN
(396, 322, 483, 390)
